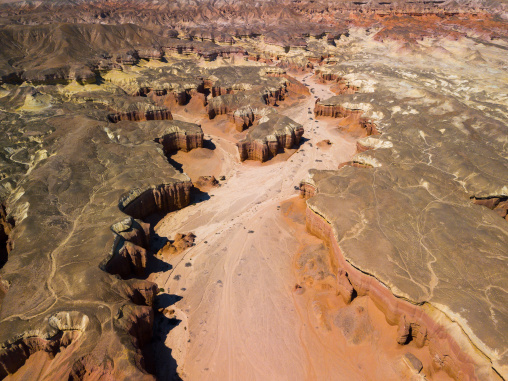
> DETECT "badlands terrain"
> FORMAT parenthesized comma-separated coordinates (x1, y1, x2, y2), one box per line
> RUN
(0, 0, 507, 380)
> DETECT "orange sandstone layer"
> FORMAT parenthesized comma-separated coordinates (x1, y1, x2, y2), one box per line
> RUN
(314, 70, 359, 95)
(155, 129, 204, 153)
(147, 88, 207, 108)
(304, 201, 497, 381)
(314, 100, 379, 136)
(237, 126, 304, 162)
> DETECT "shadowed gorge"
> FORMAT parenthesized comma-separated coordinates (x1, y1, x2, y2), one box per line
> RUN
(0, 0, 507, 380)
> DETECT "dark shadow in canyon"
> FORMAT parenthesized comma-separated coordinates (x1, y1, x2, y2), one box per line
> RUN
(164, 138, 216, 175)
(0, 203, 14, 270)
(150, 293, 184, 381)
(165, 155, 184, 173)
(202, 138, 216, 150)
(295, 136, 310, 149)
(190, 187, 211, 205)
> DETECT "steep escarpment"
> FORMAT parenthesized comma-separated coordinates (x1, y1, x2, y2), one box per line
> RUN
(300, 48, 508, 378)
(107, 104, 173, 123)
(314, 96, 379, 136)
(303, 201, 493, 380)
(153, 121, 204, 153)
(0, 311, 90, 379)
(0, 204, 13, 270)
(237, 113, 304, 162)
(0, 107, 203, 379)
(472, 196, 508, 220)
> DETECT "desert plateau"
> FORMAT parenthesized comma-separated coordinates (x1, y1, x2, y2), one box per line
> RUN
(0, 0, 507, 380)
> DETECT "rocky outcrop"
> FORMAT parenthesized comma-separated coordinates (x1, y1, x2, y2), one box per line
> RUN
(206, 94, 244, 119)
(0, 311, 91, 379)
(108, 108, 173, 123)
(120, 182, 193, 221)
(232, 106, 256, 131)
(315, 69, 358, 92)
(139, 88, 205, 107)
(155, 124, 204, 153)
(210, 86, 236, 98)
(105, 217, 152, 279)
(472, 196, 508, 220)
(158, 232, 196, 257)
(299, 183, 317, 199)
(194, 176, 219, 190)
(237, 113, 304, 162)
(205, 67, 303, 122)
(314, 98, 379, 136)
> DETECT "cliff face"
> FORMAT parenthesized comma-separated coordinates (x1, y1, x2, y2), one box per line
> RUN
(237, 113, 304, 162)
(120, 183, 193, 221)
(232, 106, 256, 132)
(107, 108, 173, 123)
(155, 127, 204, 153)
(472, 196, 508, 220)
(205, 67, 294, 122)
(0, 111, 203, 379)
(304, 206, 480, 380)
(314, 98, 379, 136)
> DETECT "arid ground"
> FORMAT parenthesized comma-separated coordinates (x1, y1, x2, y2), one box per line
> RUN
(0, 1, 507, 380)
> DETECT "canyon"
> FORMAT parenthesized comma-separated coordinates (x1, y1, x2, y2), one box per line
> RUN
(0, 0, 507, 380)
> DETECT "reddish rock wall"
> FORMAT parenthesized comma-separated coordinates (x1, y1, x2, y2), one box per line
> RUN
(156, 131, 204, 153)
(237, 126, 304, 162)
(314, 70, 359, 94)
(472, 196, 508, 220)
(105, 182, 192, 279)
(140, 88, 206, 107)
(122, 182, 192, 222)
(314, 102, 379, 136)
(299, 183, 316, 199)
(107, 109, 173, 123)
(232, 109, 256, 132)
(305, 206, 486, 380)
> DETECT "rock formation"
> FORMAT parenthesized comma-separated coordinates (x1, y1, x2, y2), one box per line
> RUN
(158, 233, 196, 257)
(314, 97, 379, 136)
(153, 121, 204, 154)
(237, 113, 304, 162)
